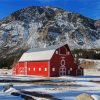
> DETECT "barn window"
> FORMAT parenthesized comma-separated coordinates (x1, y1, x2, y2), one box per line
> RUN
(39, 68, 41, 71)
(20, 70, 23, 72)
(52, 68, 55, 71)
(70, 68, 72, 71)
(61, 59, 65, 67)
(28, 68, 30, 71)
(78, 67, 80, 69)
(67, 51, 70, 55)
(44, 68, 47, 71)
(33, 68, 35, 71)
(56, 51, 58, 54)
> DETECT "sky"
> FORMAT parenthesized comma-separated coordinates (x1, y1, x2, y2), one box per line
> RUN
(0, 0, 100, 20)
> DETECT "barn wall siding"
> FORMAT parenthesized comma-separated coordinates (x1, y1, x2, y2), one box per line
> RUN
(50, 44, 80, 77)
(18, 62, 24, 75)
(27, 61, 49, 77)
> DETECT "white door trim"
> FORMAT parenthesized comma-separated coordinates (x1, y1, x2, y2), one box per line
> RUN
(59, 68, 66, 76)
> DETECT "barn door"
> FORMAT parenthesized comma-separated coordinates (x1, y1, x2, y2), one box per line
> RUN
(59, 68, 66, 76)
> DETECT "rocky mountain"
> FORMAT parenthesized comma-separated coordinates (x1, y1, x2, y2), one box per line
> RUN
(0, 6, 100, 67)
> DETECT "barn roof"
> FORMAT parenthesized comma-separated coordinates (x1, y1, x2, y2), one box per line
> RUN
(26, 44, 62, 53)
(19, 43, 67, 62)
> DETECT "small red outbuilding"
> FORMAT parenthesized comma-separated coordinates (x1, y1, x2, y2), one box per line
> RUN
(13, 44, 83, 77)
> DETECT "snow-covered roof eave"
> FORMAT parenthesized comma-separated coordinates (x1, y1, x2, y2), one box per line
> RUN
(19, 49, 55, 62)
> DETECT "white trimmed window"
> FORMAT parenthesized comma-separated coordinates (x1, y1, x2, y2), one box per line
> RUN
(78, 67, 80, 69)
(28, 67, 30, 71)
(20, 70, 23, 72)
(70, 68, 72, 71)
(52, 68, 55, 72)
(67, 52, 70, 55)
(39, 68, 41, 71)
(44, 68, 47, 71)
(33, 68, 35, 71)
(56, 51, 58, 54)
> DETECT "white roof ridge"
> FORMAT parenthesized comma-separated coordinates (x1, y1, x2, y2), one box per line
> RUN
(26, 43, 67, 53)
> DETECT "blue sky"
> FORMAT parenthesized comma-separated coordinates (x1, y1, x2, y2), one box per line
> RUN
(0, 0, 100, 20)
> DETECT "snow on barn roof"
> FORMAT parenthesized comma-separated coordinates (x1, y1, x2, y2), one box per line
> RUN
(26, 44, 63, 53)
(19, 43, 67, 62)
(19, 50, 55, 62)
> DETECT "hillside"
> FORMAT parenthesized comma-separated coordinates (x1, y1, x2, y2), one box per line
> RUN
(0, 6, 100, 68)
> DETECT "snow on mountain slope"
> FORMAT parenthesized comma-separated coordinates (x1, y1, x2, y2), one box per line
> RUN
(0, 6, 100, 61)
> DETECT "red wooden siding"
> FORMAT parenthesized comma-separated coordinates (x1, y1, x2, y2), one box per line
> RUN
(27, 61, 49, 77)
(59, 46, 67, 55)
(50, 44, 82, 77)
(13, 62, 26, 75)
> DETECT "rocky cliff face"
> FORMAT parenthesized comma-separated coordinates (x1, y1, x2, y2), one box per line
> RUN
(0, 6, 100, 64)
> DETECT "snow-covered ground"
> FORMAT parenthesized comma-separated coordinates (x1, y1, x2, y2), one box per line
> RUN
(0, 75, 100, 100)
(84, 69, 100, 76)
(0, 69, 12, 75)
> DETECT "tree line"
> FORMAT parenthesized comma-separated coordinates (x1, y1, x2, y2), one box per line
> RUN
(72, 49, 100, 60)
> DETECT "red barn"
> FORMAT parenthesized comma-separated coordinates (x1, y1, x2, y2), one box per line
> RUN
(13, 44, 83, 77)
